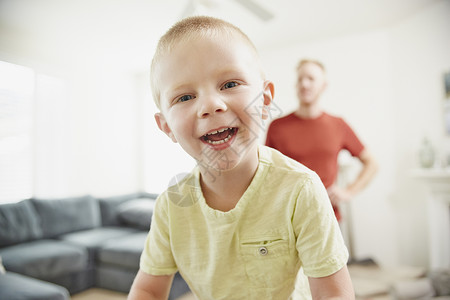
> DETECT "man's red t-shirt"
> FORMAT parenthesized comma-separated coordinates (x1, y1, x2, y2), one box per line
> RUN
(265, 112, 364, 220)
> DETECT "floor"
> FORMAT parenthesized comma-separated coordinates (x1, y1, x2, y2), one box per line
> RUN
(70, 264, 425, 300)
(71, 288, 128, 300)
(70, 288, 194, 300)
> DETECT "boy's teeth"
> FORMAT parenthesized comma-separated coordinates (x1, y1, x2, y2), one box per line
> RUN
(206, 133, 232, 145)
(206, 127, 229, 136)
(202, 127, 236, 145)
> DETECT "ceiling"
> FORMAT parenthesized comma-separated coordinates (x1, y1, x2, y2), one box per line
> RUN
(0, 0, 441, 72)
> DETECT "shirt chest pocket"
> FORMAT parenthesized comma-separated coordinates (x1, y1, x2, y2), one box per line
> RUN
(240, 236, 298, 288)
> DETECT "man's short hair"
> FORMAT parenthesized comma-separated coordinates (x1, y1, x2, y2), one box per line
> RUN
(296, 59, 326, 73)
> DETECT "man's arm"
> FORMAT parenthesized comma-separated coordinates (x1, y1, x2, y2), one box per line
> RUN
(128, 270, 174, 300)
(328, 149, 378, 205)
(308, 265, 355, 300)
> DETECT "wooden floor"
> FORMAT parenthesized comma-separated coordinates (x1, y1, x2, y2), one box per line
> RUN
(70, 288, 195, 300)
(71, 288, 127, 300)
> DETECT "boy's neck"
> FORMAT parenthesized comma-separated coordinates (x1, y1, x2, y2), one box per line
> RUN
(199, 148, 259, 212)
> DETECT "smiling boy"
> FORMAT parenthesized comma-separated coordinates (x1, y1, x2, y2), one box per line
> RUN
(128, 16, 354, 299)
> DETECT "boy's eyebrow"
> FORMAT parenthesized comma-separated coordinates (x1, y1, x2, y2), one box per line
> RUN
(217, 67, 248, 78)
(165, 67, 249, 95)
(163, 83, 192, 97)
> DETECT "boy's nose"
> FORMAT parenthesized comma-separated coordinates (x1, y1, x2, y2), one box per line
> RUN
(197, 95, 227, 118)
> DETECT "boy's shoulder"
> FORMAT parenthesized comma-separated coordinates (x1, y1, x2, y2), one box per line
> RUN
(260, 145, 317, 179)
(259, 146, 325, 203)
(158, 170, 201, 208)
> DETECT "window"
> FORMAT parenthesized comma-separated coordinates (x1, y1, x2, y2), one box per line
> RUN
(0, 61, 34, 203)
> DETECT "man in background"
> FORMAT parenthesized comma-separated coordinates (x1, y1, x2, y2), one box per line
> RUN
(266, 59, 378, 221)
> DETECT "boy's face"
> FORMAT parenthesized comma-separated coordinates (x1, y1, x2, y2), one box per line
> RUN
(296, 62, 327, 106)
(154, 33, 273, 172)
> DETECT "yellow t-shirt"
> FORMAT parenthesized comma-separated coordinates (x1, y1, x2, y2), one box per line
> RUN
(140, 146, 348, 299)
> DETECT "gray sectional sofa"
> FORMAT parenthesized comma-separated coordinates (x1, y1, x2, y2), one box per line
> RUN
(0, 193, 190, 300)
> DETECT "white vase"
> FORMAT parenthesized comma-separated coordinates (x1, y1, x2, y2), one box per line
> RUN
(419, 138, 435, 168)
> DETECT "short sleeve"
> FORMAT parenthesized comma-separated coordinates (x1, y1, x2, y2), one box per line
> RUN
(139, 194, 178, 275)
(341, 119, 364, 157)
(293, 173, 348, 278)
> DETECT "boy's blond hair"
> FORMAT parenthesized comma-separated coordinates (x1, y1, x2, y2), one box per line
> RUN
(296, 59, 326, 73)
(150, 16, 262, 109)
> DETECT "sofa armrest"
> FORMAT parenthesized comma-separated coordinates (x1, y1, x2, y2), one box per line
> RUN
(117, 198, 155, 230)
(98, 193, 157, 227)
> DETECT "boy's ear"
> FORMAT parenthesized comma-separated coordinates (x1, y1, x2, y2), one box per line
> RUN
(262, 80, 275, 120)
(154, 112, 177, 143)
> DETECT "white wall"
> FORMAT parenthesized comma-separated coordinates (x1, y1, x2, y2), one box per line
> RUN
(389, 0, 450, 267)
(259, 0, 450, 268)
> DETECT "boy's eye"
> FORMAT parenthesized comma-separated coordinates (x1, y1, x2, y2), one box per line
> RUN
(222, 81, 238, 89)
(177, 95, 194, 102)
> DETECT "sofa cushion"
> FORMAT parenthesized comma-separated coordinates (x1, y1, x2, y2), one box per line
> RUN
(95, 265, 139, 293)
(31, 195, 101, 238)
(59, 226, 139, 250)
(0, 199, 43, 247)
(96, 266, 189, 299)
(117, 198, 155, 230)
(0, 271, 70, 300)
(0, 239, 88, 280)
(98, 232, 148, 270)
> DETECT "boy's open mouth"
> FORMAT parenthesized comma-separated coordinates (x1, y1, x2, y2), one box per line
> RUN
(200, 127, 238, 145)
